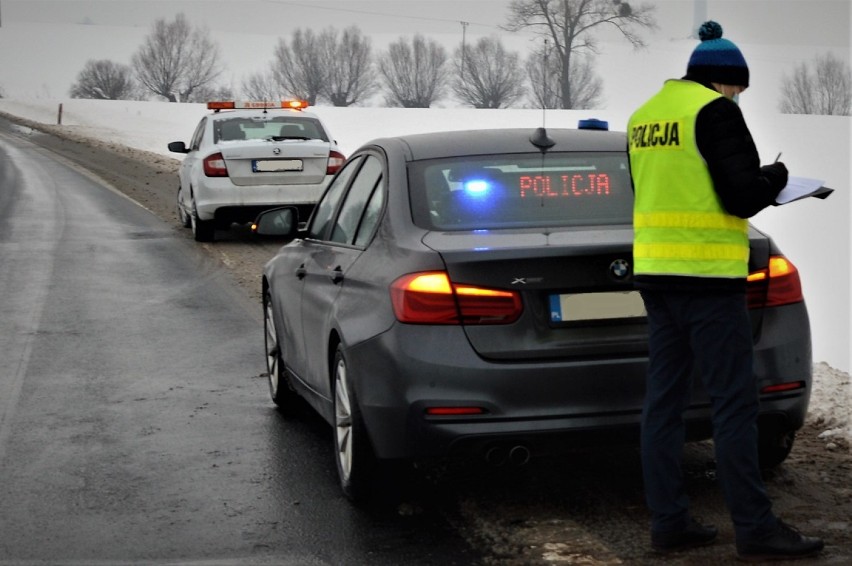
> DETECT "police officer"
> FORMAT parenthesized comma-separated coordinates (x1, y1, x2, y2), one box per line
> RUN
(627, 21, 824, 561)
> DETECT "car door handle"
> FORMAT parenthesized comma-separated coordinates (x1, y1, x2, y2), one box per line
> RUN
(330, 266, 344, 284)
(296, 264, 307, 279)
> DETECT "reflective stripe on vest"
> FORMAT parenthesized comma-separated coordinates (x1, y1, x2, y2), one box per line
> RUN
(629, 80, 749, 278)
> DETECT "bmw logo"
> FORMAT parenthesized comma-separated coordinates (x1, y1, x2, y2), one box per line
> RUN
(272, 147, 281, 155)
(609, 259, 630, 280)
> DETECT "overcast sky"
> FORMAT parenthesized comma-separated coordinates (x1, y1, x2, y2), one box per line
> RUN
(3, 0, 850, 49)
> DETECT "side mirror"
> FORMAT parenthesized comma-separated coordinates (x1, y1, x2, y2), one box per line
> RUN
(168, 141, 189, 154)
(252, 207, 299, 238)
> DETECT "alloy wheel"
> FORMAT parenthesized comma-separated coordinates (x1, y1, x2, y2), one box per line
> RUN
(334, 358, 353, 482)
(264, 297, 279, 399)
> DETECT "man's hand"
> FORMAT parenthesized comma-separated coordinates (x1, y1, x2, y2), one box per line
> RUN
(761, 162, 789, 191)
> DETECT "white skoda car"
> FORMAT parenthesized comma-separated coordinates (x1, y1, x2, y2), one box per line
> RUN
(168, 100, 345, 242)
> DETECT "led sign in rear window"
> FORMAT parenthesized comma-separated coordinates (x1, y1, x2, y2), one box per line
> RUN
(410, 153, 634, 230)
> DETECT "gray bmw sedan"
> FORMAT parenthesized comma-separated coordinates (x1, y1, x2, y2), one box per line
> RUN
(257, 125, 812, 502)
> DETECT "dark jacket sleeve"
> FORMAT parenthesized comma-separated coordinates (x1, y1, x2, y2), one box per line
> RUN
(694, 97, 785, 218)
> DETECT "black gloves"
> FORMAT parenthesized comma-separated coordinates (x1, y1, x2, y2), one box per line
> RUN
(761, 162, 789, 192)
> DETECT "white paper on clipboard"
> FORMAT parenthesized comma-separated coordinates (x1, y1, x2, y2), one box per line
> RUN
(774, 176, 834, 205)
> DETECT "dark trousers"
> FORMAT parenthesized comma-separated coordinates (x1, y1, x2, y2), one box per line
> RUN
(639, 289, 777, 541)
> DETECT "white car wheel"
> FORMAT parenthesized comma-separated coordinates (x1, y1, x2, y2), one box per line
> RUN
(177, 186, 191, 228)
(190, 197, 215, 242)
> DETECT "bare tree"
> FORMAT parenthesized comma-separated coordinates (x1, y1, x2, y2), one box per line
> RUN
(241, 71, 283, 101)
(527, 41, 562, 109)
(272, 29, 325, 105)
(780, 52, 851, 116)
(132, 13, 223, 102)
(452, 35, 526, 108)
(526, 41, 602, 109)
(186, 83, 234, 104)
(69, 59, 139, 100)
(378, 35, 449, 108)
(319, 26, 378, 106)
(504, 0, 655, 109)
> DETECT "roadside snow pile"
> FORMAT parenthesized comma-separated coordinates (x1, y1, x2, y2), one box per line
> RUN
(808, 362, 852, 451)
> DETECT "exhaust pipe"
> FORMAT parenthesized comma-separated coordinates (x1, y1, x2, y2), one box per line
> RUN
(509, 445, 531, 466)
(484, 444, 531, 467)
(485, 446, 507, 467)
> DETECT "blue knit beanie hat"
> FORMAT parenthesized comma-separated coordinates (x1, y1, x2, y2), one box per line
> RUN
(687, 21, 749, 87)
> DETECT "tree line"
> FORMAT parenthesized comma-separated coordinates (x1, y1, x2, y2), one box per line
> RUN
(67, 0, 850, 116)
(68, 1, 656, 110)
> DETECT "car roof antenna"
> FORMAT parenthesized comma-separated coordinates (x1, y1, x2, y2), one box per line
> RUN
(530, 127, 555, 151)
(530, 39, 555, 153)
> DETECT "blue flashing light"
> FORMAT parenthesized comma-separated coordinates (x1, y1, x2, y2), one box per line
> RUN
(578, 118, 609, 131)
(463, 179, 490, 195)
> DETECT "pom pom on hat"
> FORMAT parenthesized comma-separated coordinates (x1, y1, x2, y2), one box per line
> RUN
(687, 21, 749, 87)
(698, 21, 724, 41)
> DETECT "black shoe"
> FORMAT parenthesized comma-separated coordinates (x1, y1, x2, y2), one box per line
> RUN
(652, 518, 718, 553)
(737, 520, 824, 562)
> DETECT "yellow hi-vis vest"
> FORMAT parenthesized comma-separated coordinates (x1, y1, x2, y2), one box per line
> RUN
(628, 80, 749, 278)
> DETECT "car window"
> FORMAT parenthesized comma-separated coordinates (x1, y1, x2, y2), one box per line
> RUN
(213, 116, 329, 143)
(331, 156, 383, 245)
(190, 117, 206, 151)
(354, 177, 386, 247)
(271, 118, 326, 140)
(409, 152, 634, 230)
(217, 119, 247, 141)
(306, 155, 363, 240)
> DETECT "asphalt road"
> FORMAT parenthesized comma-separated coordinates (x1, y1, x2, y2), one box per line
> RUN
(0, 125, 477, 565)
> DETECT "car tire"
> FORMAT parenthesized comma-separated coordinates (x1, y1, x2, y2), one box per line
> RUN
(190, 197, 215, 242)
(758, 428, 795, 470)
(263, 291, 300, 411)
(332, 344, 379, 503)
(177, 186, 191, 228)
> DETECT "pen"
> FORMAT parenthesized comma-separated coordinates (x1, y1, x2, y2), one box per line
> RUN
(775, 152, 782, 163)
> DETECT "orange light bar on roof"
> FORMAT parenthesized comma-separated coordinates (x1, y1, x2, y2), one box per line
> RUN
(282, 99, 309, 110)
(207, 101, 236, 110)
(206, 100, 310, 111)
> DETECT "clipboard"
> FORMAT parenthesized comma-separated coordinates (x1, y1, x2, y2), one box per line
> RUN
(774, 176, 834, 205)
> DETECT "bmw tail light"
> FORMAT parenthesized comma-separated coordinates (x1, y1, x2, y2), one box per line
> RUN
(203, 152, 229, 177)
(390, 271, 522, 325)
(327, 150, 345, 175)
(747, 255, 804, 309)
(454, 284, 523, 324)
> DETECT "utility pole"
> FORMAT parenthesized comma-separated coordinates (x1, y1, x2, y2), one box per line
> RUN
(460, 21, 469, 81)
(543, 38, 549, 118)
(692, 0, 708, 37)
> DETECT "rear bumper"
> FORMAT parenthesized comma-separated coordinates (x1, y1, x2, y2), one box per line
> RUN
(194, 177, 329, 222)
(345, 302, 812, 461)
(346, 325, 650, 460)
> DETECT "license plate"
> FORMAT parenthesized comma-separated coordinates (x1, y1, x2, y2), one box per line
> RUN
(253, 159, 303, 172)
(549, 291, 646, 323)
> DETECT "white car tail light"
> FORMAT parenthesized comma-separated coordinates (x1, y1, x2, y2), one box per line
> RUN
(203, 152, 228, 177)
(327, 150, 346, 175)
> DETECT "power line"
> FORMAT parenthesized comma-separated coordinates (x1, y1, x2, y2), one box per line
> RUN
(265, 0, 499, 30)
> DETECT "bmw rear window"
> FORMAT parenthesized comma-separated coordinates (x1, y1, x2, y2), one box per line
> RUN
(409, 152, 634, 230)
